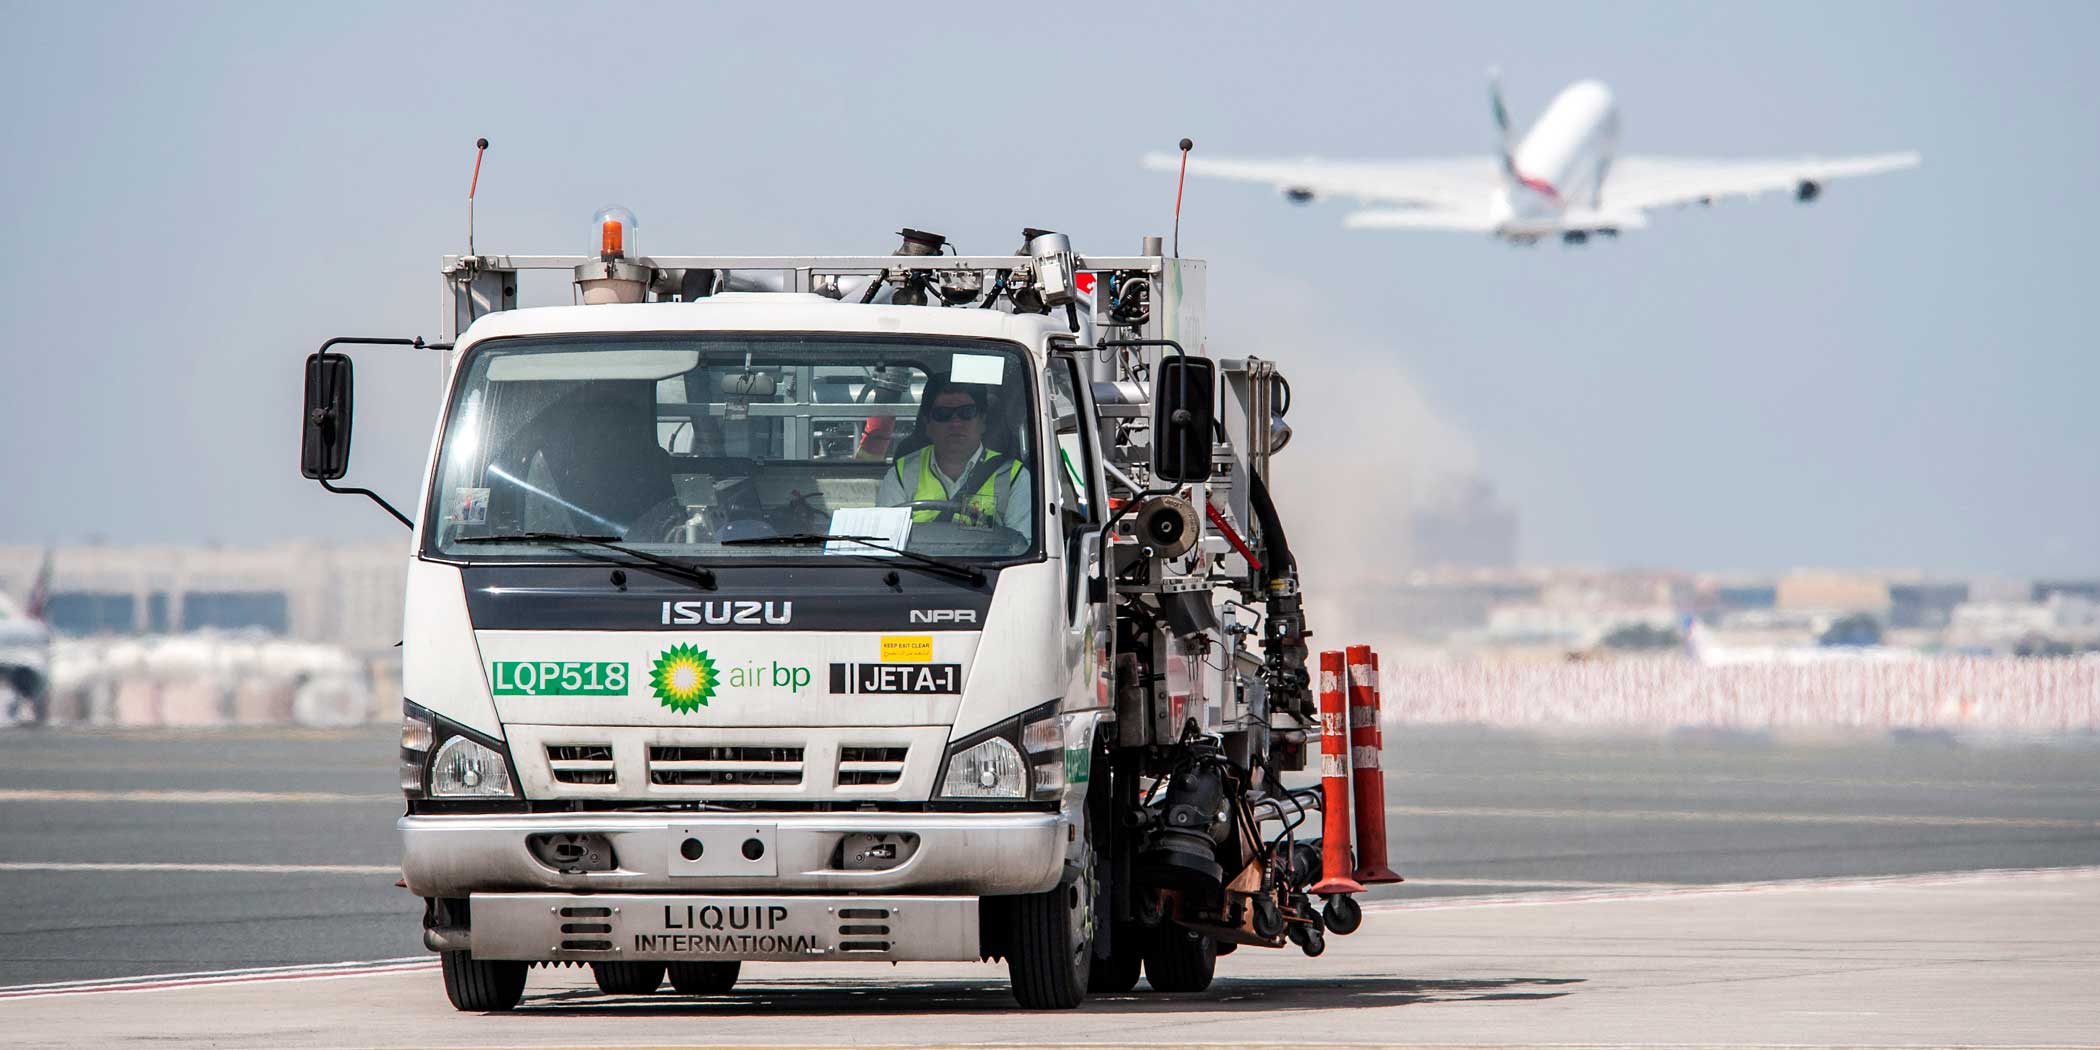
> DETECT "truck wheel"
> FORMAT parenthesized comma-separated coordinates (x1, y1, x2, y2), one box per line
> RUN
(1007, 874, 1094, 1008)
(666, 961, 741, 995)
(591, 961, 665, 995)
(1087, 922, 1145, 994)
(440, 951, 527, 1012)
(1143, 924, 1216, 993)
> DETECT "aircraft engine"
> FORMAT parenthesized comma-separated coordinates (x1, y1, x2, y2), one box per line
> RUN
(1282, 186, 1317, 205)
(1796, 180, 1822, 203)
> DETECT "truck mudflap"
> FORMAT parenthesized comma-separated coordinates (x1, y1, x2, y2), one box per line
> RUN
(468, 893, 981, 962)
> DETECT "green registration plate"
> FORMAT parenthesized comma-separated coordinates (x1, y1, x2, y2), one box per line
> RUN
(490, 661, 630, 697)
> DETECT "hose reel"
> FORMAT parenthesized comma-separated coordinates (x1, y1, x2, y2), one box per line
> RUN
(1132, 496, 1199, 559)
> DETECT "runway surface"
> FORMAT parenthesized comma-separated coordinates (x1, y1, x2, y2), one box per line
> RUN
(1, 724, 2095, 1046)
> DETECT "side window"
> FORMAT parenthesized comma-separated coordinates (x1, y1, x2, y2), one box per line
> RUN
(1046, 359, 1097, 535)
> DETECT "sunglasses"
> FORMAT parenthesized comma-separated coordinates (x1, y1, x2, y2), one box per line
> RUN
(926, 404, 982, 423)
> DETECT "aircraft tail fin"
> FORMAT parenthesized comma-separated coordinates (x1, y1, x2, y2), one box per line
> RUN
(1681, 615, 1707, 662)
(24, 547, 52, 623)
(1488, 68, 1521, 187)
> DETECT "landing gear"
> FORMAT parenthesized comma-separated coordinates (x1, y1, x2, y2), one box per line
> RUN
(666, 961, 741, 995)
(591, 961, 664, 995)
(440, 951, 527, 1012)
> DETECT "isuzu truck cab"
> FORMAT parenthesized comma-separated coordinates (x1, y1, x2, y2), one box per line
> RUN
(302, 221, 1355, 1012)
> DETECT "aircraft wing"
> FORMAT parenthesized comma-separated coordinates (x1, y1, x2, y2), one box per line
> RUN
(1341, 209, 1498, 233)
(1604, 152, 1920, 211)
(1140, 152, 1499, 212)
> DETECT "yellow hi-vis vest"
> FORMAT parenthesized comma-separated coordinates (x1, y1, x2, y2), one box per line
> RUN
(898, 447, 1021, 525)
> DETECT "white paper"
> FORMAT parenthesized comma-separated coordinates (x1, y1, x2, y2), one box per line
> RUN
(825, 507, 913, 556)
(949, 353, 1005, 385)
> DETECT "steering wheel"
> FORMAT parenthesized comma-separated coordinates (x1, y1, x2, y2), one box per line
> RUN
(904, 498, 974, 517)
(908, 498, 1018, 528)
(626, 496, 698, 544)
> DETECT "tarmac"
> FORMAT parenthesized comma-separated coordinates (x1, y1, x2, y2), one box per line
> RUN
(2, 725, 2095, 1047)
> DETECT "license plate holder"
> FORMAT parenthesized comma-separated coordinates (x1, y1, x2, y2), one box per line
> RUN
(667, 823, 778, 877)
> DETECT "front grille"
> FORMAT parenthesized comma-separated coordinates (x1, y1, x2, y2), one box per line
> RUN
(546, 744, 616, 785)
(648, 745, 805, 787)
(836, 746, 909, 787)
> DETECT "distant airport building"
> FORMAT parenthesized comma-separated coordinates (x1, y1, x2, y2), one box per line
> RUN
(0, 542, 404, 654)
(2033, 579, 2100, 604)
(1775, 571, 1891, 615)
(1888, 582, 1971, 630)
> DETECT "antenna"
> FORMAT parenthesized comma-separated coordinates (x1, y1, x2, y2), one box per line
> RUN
(1172, 137, 1193, 258)
(467, 137, 489, 256)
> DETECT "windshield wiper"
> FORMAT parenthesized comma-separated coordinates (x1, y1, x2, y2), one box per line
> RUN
(720, 533, 988, 586)
(456, 532, 717, 590)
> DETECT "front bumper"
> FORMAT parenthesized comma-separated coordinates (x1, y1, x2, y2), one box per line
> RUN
(399, 809, 1065, 897)
(467, 892, 982, 963)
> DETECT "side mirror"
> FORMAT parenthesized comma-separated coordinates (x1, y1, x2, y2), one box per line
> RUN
(301, 352, 354, 480)
(1151, 356, 1216, 483)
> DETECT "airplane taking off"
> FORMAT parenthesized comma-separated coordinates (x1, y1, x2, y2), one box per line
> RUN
(1143, 73, 1920, 244)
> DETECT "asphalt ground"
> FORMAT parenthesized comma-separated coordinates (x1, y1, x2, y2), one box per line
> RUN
(0, 724, 2096, 990)
(6, 869, 2097, 1049)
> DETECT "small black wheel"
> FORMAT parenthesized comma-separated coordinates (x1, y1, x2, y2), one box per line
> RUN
(440, 951, 527, 1012)
(1288, 921, 1326, 958)
(1323, 893, 1363, 936)
(1143, 924, 1216, 993)
(591, 961, 665, 995)
(1088, 922, 1146, 993)
(1251, 895, 1285, 940)
(666, 960, 741, 995)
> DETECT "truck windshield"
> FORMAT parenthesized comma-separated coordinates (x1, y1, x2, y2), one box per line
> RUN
(425, 334, 1039, 563)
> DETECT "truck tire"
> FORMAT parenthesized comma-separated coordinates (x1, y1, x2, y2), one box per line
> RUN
(440, 951, 527, 1012)
(1143, 924, 1216, 993)
(666, 961, 741, 995)
(591, 961, 664, 995)
(1007, 876, 1093, 1009)
(1088, 922, 1146, 994)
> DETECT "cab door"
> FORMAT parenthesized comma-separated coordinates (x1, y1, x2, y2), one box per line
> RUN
(1047, 355, 1110, 709)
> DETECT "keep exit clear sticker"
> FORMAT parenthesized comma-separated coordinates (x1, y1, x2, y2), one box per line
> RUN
(879, 635, 932, 662)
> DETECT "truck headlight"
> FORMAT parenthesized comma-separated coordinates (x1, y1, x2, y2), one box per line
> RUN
(430, 736, 516, 798)
(939, 701, 1067, 801)
(939, 735, 1026, 799)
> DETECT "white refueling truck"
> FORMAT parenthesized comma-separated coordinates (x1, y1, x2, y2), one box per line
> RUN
(301, 204, 1372, 1011)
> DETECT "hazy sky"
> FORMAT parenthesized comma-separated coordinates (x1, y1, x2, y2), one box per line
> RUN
(2, 2, 2093, 577)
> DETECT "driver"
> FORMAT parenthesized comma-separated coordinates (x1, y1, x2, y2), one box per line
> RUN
(877, 378, 1031, 535)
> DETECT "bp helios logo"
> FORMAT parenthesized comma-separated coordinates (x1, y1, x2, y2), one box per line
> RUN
(650, 644, 719, 713)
